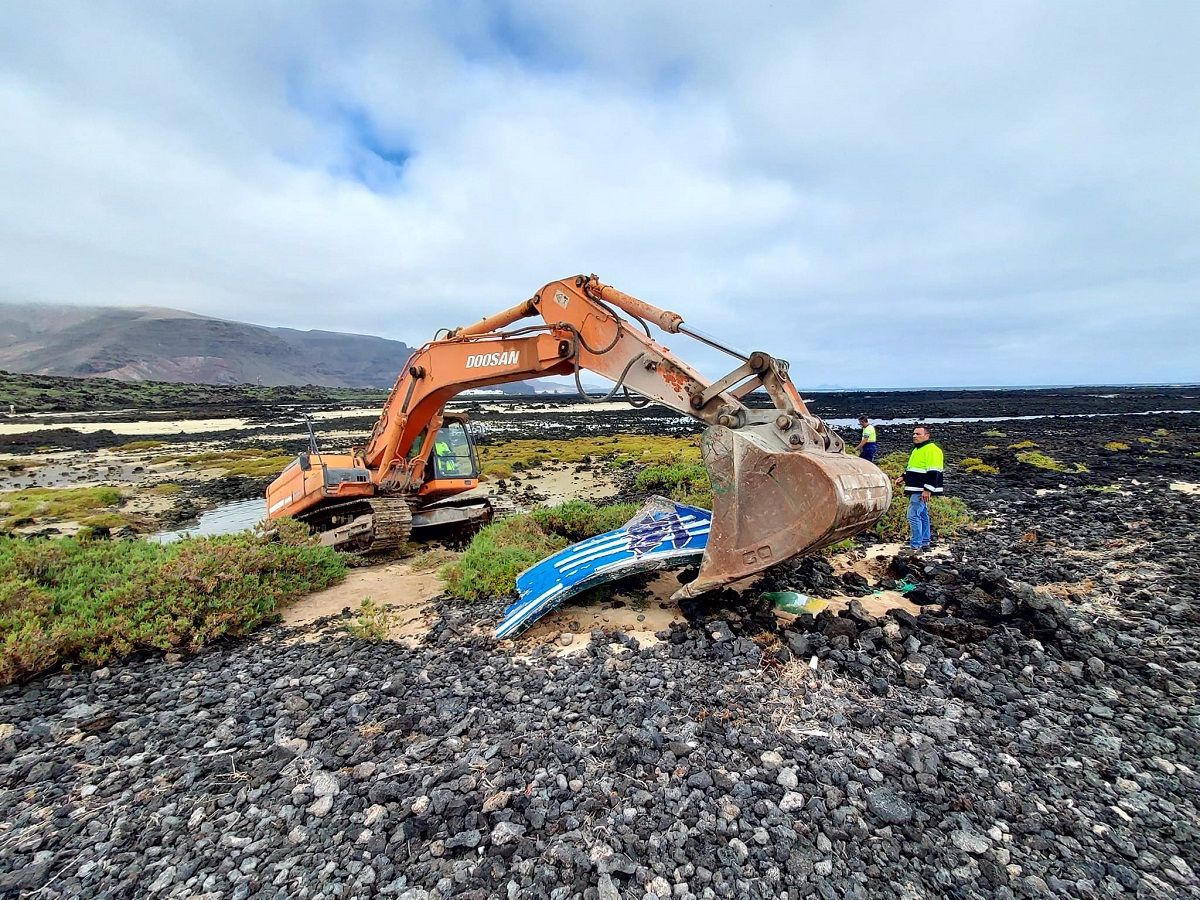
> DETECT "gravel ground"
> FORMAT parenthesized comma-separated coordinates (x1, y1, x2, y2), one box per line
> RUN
(0, 417, 1198, 899)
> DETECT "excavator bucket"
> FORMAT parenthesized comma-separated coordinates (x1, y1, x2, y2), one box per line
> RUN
(672, 424, 893, 600)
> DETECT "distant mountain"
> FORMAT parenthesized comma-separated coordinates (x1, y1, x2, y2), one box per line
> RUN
(0, 303, 547, 392)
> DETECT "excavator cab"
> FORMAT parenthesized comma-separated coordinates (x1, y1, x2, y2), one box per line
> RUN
(429, 418, 478, 480)
(412, 412, 480, 499)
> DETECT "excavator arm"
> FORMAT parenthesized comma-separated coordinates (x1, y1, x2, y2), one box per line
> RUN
(366, 275, 847, 479)
(363, 330, 576, 490)
(268, 275, 891, 594)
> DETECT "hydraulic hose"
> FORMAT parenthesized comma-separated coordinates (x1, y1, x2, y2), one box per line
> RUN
(560, 318, 651, 406)
(573, 348, 646, 404)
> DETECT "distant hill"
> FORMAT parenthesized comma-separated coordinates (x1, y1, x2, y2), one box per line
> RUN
(0, 303, 547, 392)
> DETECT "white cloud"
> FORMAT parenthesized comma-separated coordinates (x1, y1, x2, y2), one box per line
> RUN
(0, 1, 1196, 387)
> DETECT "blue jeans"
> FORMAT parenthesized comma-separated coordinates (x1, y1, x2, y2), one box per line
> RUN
(907, 494, 931, 549)
(860, 442, 877, 462)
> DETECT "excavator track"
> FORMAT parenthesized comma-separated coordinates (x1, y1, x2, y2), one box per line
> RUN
(406, 493, 512, 540)
(485, 494, 520, 521)
(299, 497, 413, 555)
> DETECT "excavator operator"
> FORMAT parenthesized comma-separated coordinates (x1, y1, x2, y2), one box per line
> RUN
(434, 438, 459, 477)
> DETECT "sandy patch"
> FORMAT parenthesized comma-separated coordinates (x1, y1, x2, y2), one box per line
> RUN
(783, 542, 932, 620)
(460, 400, 637, 415)
(1170, 481, 1200, 496)
(281, 562, 443, 645)
(828, 542, 908, 580)
(824, 591, 923, 617)
(121, 491, 179, 520)
(515, 462, 619, 506)
(307, 408, 384, 421)
(514, 572, 686, 655)
(1036, 579, 1097, 601)
(0, 417, 258, 436)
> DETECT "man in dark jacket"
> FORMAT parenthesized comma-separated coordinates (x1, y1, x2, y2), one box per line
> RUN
(896, 424, 944, 551)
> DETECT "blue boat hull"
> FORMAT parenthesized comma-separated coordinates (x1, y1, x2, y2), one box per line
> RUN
(495, 498, 711, 639)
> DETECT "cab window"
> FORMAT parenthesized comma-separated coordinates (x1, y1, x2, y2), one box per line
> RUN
(431, 422, 476, 478)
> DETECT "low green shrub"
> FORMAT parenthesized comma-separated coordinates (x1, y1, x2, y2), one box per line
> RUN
(875, 451, 908, 479)
(1008, 440, 1038, 450)
(480, 461, 513, 481)
(80, 513, 129, 530)
(1104, 441, 1130, 451)
(0, 524, 345, 684)
(440, 516, 567, 601)
(1, 486, 124, 532)
(407, 547, 458, 573)
(112, 439, 167, 452)
(346, 597, 395, 641)
(530, 500, 639, 542)
(960, 457, 1000, 475)
(478, 435, 701, 472)
(821, 537, 857, 557)
(167, 447, 292, 478)
(634, 462, 713, 507)
(442, 500, 653, 600)
(982, 429, 1006, 438)
(1016, 451, 1087, 473)
(672, 489, 716, 509)
(872, 493, 978, 542)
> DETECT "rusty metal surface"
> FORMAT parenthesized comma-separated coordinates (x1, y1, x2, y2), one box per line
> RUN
(585, 276, 684, 333)
(672, 423, 892, 600)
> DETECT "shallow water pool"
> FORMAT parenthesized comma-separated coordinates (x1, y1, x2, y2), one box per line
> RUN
(149, 498, 266, 543)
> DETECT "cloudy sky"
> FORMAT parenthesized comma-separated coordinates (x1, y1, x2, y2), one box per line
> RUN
(1, 2, 1197, 388)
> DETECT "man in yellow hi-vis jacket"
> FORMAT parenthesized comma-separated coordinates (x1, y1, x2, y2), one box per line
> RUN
(896, 424, 944, 551)
(434, 439, 459, 476)
(854, 415, 878, 462)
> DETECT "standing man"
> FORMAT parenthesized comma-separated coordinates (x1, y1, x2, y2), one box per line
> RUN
(897, 424, 944, 551)
(854, 415, 878, 462)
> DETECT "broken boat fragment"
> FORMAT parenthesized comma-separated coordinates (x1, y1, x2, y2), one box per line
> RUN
(495, 497, 710, 639)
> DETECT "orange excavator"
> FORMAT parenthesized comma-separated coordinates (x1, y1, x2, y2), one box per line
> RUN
(265, 275, 891, 597)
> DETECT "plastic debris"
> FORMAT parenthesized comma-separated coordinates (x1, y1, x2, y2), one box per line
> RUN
(763, 591, 827, 616)
(872, 577, 919, 596)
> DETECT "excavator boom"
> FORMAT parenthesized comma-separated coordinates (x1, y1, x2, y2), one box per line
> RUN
(265, 274, 891, 593)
